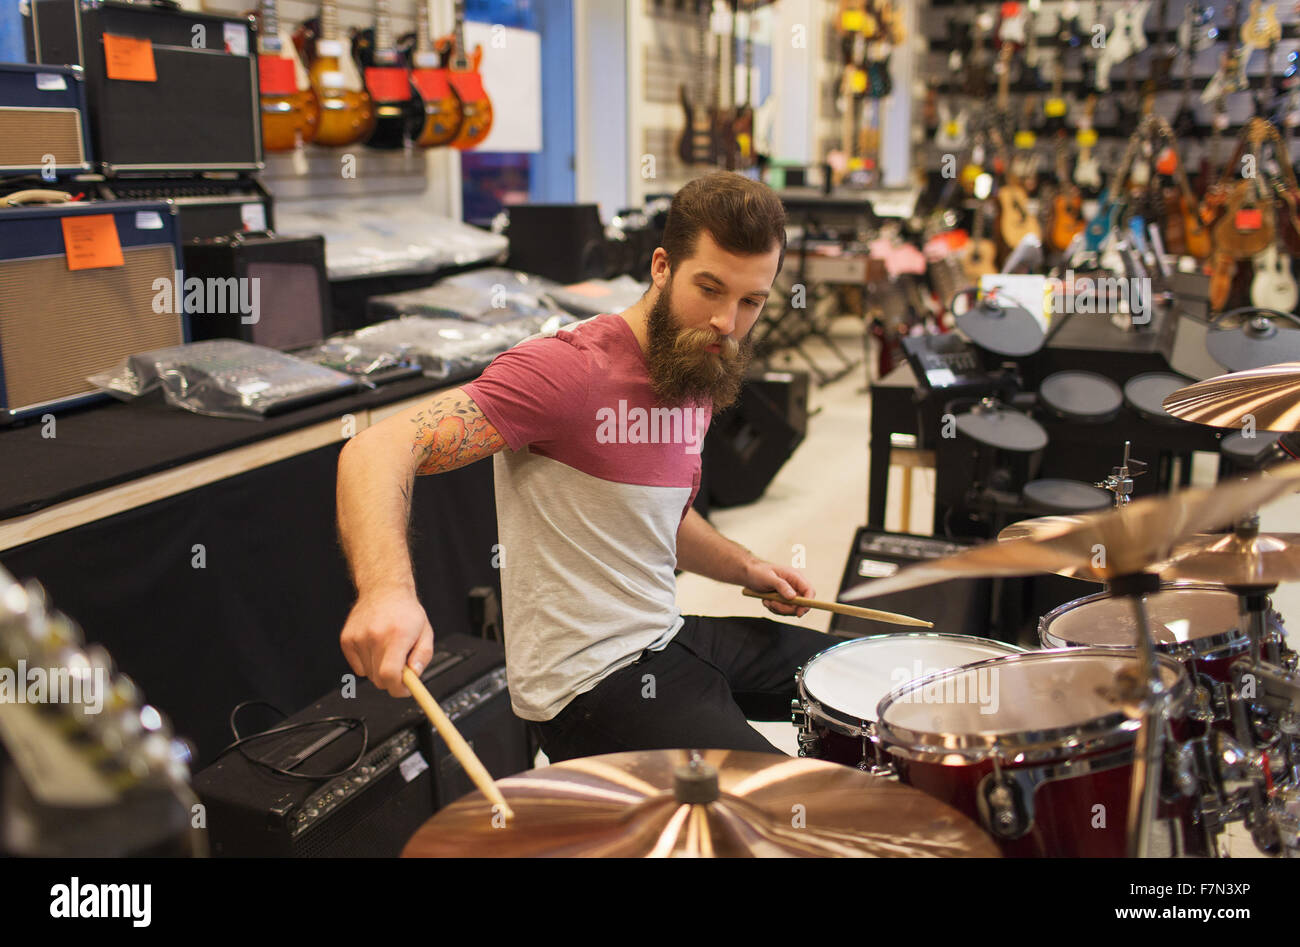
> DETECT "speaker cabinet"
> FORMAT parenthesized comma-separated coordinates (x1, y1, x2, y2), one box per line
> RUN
(0, 63, 92, 177)
(27, 0, 261, 173)
(704, 372, 807, 508)
(506, 203, 607, 284)
(0, 200, 188, 423)
(182, 233, 330, 351)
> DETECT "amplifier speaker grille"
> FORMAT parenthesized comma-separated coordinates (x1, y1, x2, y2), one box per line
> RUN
(0, 245, 184, 410)
(0, 107, 85, 169)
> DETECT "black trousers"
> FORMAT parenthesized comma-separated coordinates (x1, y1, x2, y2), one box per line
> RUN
(529, 614, 830, 763)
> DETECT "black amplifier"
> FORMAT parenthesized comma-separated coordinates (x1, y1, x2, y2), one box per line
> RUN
(0, 62, 92, 178)
(182, 231, 330, 350)
(192, 634, 531, 857)
(99, 174, 274, 242)
(27, 0, 262, 173)
(831, 528, 992, 639)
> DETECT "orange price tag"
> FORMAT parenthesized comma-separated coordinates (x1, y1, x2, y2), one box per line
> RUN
(365, 66, 411, 102)
(61, 214, 125, 271)
(1235, 208, 1263, 231)
(103, 34, 157, 82)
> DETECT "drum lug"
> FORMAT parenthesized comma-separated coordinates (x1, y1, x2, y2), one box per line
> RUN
(976, 753, 1035, 840)
(796, 730, 821, 758)
(790, 698, 807, 730)
(792, 699, 820, 757)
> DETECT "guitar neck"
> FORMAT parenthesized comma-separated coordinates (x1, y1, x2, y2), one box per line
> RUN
(320, 0, 339, 43)
(375, 0, 395, 58)
(260, 0, 281, 51)
(416, 1, 431, 54)
(452, 0, 469, 70)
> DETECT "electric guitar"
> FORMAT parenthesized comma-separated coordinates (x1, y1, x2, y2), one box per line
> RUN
(304, 0, 375, 147)
(446, 0, 493, 149)
(255, 0, 318, 151)
(678, 1, 714, 165)
(731, 0, 755, 169)
(1096, 0, 1151, 92)
(353, 0, 423, 149)
(406, 0, 462, 147)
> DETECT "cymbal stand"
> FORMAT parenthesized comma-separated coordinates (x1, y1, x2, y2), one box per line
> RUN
(1108, 571, 1168, 858)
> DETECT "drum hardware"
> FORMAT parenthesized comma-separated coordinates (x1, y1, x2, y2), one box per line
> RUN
(1095, 441, 1147, 506)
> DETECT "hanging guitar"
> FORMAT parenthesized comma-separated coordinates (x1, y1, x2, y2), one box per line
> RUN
(678, 0, 714, 165)
(406, 0, 462, 147)
(254, 0, 318, 151)
(303, 0, 375, 147)
(446, 0, 493, 149)
(353, 0, 423, 149)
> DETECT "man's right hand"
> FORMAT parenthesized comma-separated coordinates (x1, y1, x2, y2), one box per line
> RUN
(340, 589, 435, 698)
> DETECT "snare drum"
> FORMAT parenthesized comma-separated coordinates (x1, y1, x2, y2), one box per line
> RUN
(792, 633, 1023, 771)
(1038, 584, 1253, 685)
(876, 649, 1198, 857)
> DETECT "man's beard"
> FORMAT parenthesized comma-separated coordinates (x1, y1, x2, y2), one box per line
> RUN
(644, 277, 753, 411)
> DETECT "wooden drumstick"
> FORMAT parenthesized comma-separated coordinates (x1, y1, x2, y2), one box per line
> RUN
(742, 588, 934, 628)
(402, 666, 515, 821)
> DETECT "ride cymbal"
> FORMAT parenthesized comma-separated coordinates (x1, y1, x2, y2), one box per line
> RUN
(841, 463, 1300, 600)
(1163, 529, 1300, 586)
(401, 749, 1000, 858)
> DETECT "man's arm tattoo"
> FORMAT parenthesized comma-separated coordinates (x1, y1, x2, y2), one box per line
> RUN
(410, 397, 505, 474)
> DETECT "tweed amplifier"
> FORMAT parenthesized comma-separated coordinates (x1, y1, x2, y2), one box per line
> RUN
(0, 199, 188, 423)
(0, 62, 92, 178)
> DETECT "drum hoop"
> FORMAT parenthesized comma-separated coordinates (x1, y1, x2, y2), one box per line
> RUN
(796, 633, 1024, 737)
(875, 649, 1191, 761)
(1037, 583, 1251, 657)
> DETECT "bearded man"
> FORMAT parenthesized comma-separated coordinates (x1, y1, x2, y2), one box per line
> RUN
(336, 171, 828, 762)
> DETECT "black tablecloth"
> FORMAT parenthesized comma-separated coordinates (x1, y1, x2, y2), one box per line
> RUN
(0, 372, 472, 521)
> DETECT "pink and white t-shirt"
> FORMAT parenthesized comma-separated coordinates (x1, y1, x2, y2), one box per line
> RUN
(461, 314, 712, 721)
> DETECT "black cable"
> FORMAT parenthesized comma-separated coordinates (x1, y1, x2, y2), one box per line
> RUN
(210, 699, 370, 781)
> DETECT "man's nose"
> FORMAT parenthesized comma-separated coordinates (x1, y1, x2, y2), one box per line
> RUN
(710, 304, 738, 336)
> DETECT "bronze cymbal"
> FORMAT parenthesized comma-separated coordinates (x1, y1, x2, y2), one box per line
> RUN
(842, 462, 1300, 600)
(1163, 530, 1300, 586)
(401, 749, 1000, 858)
(1162, 363, 1300, 432)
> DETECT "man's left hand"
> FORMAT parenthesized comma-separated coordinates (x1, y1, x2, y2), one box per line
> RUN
(744, 560, 815, 618)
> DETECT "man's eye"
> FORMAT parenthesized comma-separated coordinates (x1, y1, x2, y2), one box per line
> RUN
(701, 286, 718, 296)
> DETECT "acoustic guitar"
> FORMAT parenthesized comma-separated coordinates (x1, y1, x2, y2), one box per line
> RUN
(304, 0, 375, 147)
(446, 0, 493, 149)
(255, 0, 318, 151)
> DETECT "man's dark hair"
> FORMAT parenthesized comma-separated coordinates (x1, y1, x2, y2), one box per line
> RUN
(660, 171, 786, 274)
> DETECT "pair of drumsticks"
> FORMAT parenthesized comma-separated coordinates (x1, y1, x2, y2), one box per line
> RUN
(404, 589, 931, 821)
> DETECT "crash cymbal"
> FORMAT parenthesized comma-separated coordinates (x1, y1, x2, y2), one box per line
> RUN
(1162, 363, 1300, 432)
(997, 515, 1109, 581)
(401, 749, 1000, 858)
(1163, 528, 1300, 586)
(841, 462, 1300, 600)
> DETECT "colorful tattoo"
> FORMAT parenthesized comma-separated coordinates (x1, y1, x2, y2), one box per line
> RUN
(410, 393, 506, 475)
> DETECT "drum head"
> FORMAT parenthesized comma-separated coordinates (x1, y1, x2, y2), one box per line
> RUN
(955, 408, 1049, 452)
(1039, 371, 1123, 422)
(877, 650, 1188, 757)
(1022, 478, 1114, 513)
(1040, 586, 1244, 650)
(1125, 372, 1192, 424)
(800, 634, 1021, 728)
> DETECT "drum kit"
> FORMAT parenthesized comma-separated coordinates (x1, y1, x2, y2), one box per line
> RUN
(399, 363, 1300, 859)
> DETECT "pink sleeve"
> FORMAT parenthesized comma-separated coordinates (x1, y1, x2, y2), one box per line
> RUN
(461, 337, 591, 451)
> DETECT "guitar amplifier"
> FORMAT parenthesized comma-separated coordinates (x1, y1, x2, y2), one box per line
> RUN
(99, 175, 274, 242)
(193, 634, 531, 857)
(830, 528, 992, 639)
(26, 0, 262, 174)
(0, 62, 93, 178)
(506, 203, 608, 283)
(182, 232, 330, 350)
(0, 199, 188, 424)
